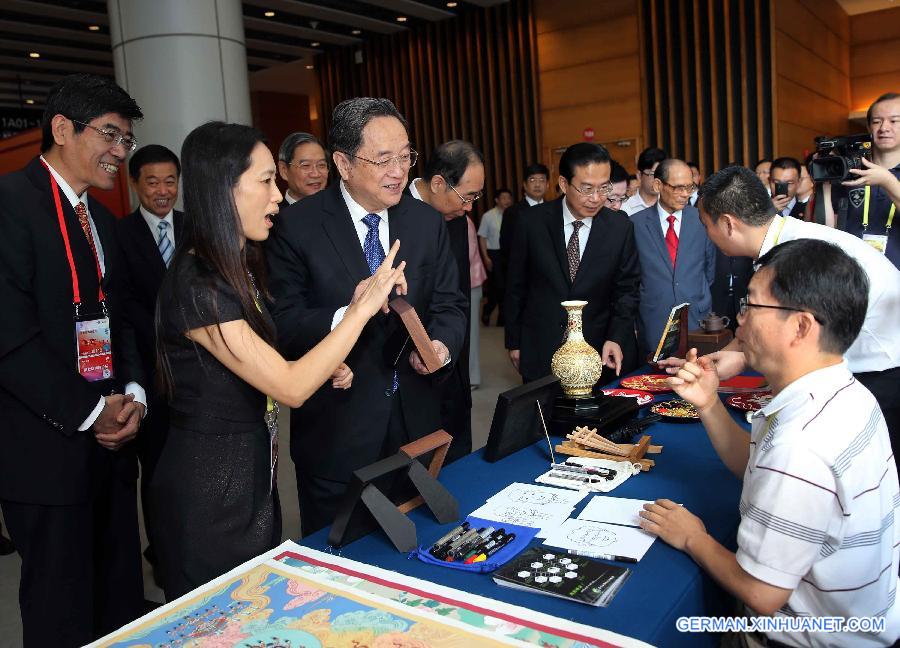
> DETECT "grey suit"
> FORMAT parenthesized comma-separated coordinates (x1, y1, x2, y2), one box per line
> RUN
(632, 204, 716, 355)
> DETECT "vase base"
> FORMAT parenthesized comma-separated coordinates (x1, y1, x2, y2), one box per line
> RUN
(550, 393, 638, 437)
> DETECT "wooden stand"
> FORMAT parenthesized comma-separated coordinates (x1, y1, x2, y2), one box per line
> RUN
(556, 425, 662, 471)
(687, 328, 734, 357)
(397, 430, 452, 513)
(389, 298, 443, 373)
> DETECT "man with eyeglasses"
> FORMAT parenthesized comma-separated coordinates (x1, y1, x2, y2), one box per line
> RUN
(769, 157, 802, 218)
(660, 165, 900, 474)
(643, 239, 900, 647)
(277, 132, 329, 208)
(267, 98, 467, 535)
(0, 74, 146, 644)
(622, 146, 667, 216)
(687, 161, 702, 206)
(631, 159, 716, 356)
(505, 142, 640, 382)
(604, 160, 630, 211)
(407, 140, 486, 463)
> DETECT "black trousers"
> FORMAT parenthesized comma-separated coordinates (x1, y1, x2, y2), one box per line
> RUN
(296, 392, 412, 538)
(483, 249, 504, 323)
(1, 478, 143, 647)
(856, 365, 900, 473)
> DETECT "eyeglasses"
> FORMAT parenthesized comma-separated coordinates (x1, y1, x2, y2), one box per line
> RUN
(448, 181, 483, 205)
(289, 160, 328, 173)
(661, 181, 698, 194)
(606, 194, 628, 205)
(526, 176, 548, 184)
(738, 297, 822, 323)
(569, 182, 614, 198)
(71, 119, 137, 152)
(641, 169, 656, 178)
(346, 149, 418, 170)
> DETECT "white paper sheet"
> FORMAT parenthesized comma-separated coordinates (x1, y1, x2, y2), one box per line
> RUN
(469, 499, 574, 535)
(577, 496, 654, 527)
(486, 482, 589, 509)
(542, 518, 657, 561)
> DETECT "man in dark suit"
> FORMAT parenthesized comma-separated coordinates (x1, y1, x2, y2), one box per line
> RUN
(116, 144, 183, 573)
(632, 159, 716, 356)
(497, 163, 549, 326)
(267, 98, 467, 535)
(276, 131, 329, 211)
(0, 74, 146, 646)
(505, 143, 640, 383)
(407, 140, 485, 463)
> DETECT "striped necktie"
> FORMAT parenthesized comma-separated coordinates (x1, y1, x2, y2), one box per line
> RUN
(157, 220, 173, 266)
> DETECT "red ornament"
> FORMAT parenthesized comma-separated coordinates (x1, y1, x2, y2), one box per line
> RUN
(582, 127, 595, 141)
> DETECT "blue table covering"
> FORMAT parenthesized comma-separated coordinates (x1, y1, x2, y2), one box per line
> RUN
(300, 390, 748, 647)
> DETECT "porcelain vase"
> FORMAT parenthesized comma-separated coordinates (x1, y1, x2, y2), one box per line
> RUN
(550, 300, 603, 398)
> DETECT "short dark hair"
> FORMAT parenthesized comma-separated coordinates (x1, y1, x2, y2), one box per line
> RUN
(423, 140, 484, 187)
(654, 158, 688, 184)
(756, 239, 868, 355)
(609, 160, 629, 184)
(754, 158, 772, 170)
(523, 163, 549, 181)
(278, 131, 324, 163)
(770, 156, 801, 177)
(558, 143, 611, 183)
(867, 92, 900, 125)
(686, 160, 699, 170)
(129, 144, 180, 181)
(697, 165, 774, 226)
(41, 73, 143, 152)
(329, 97, 409, 158)
(494, 187, 512, 201)
(636, 147, 666, 173)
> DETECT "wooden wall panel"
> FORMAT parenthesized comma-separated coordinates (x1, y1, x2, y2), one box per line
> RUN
(772, 0, 850, 159)
(316, 0, 539, 203)
(535, 0, 642, 173)
(849, 7, 900, 115)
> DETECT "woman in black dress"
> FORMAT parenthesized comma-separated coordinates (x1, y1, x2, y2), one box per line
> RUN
(148, 122, 406, 600)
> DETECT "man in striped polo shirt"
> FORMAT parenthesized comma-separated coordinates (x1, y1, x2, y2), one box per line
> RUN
(641, 239, 900, 647)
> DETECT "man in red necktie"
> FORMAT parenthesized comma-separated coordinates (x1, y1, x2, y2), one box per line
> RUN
(0, 74, 146, 646)
(631, 158, 717, 357)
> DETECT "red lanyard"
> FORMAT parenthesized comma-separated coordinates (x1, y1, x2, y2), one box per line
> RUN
(39, 159, 106, 311)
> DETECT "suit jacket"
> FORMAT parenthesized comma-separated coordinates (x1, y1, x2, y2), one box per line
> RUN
(116, 208, 184, 386)
(504, 197, 640, 382)
(632, 205, 716, 354)
(0, 157, 144, 505)
(266, 181, 467, 482)
(498, 198, 534, 267)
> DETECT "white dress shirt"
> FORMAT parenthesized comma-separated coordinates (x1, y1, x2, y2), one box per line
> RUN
(477, 206, 503, 250)
(284, 190, 300, 205)
(758, 215, 900, 373)
(656, 203, 682, 238)
(140, 205, 175, 251)
(39, 156, 147, 428)
(331, 180, 390, 329)
(622, 190, 654, 217)
(562, 198, 593, 260)
(525, 195, 543, 207)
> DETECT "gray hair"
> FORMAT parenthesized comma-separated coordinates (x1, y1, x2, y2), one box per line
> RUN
(329, 97, 408, 158)
(277, 132, 323, 163)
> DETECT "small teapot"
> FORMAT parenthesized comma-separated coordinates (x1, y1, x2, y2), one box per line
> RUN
(699, 312, 730, 332)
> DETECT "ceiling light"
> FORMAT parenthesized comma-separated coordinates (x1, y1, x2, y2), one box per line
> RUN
(305, 65, 314, 70)
(310, 41, 320, 47)
(88, 25, 100, 31)
(29, 52, 40, 58)
(396, 16, 407, 22)
(447, 1, 458, 6)
(351, 29, 362, 35)
(25, 99, 34, 105)
(264, 10, 275, 17)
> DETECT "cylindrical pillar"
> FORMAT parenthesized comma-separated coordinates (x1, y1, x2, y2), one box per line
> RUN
(108, 0, 252, 168)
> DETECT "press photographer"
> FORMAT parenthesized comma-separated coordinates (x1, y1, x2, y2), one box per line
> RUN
(820, 92, 900, 269)
(768, 157, 803, 218)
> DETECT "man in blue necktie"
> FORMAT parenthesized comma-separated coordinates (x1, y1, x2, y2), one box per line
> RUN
(267, 98, 467, 535)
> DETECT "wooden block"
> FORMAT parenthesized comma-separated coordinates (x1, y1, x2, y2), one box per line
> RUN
(397, 429, 453, 514)
(389, 297, 443, 374)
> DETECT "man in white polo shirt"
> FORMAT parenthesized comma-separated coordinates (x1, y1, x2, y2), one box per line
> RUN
(660, 166, 900, 472)
(642, 239, 900, 647)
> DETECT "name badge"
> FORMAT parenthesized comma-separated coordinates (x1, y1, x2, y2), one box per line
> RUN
(75, 316, 114, 382)
(863, 233, 889, 255)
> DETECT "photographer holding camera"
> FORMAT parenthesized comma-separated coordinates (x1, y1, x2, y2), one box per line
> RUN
(769, 157, 803, 218)
(822, 92, 900, 269)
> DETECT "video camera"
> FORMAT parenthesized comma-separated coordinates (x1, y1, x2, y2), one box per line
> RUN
(810, 134, 872, 183)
